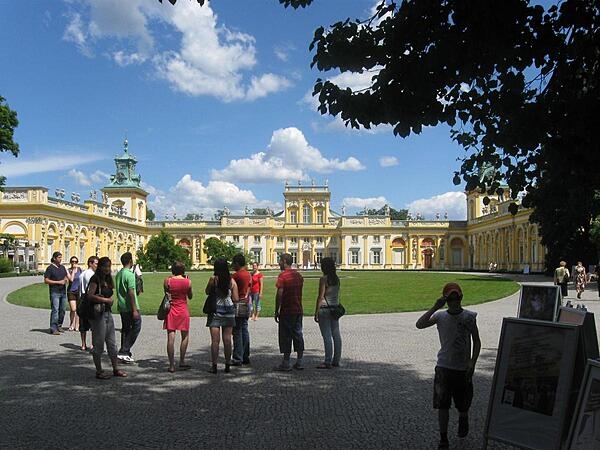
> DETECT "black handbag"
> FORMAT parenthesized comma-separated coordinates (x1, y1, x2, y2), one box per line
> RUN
(324, 296, 345, 320)
(76, 293, 95, 320)
(203, 283, 217, 315)
(157, 279, 171, 320)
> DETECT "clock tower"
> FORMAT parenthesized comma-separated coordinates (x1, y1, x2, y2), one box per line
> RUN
(102, 138, 148, 222)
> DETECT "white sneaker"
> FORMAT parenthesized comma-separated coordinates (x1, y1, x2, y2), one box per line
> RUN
(117, 354, 135, 363)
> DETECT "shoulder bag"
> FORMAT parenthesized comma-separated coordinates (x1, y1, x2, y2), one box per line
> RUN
(324, 294, 345, 320)
(157, 279, 171, 320)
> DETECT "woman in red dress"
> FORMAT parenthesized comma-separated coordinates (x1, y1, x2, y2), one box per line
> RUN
(163, 261, 193, 373)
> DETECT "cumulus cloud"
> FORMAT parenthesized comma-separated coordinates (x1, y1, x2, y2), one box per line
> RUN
(64, 1, 292, 101)
(146, 174, 277, 218)
(211, 127, 365, 183)
(405, 192, 466, 220)
(379, 156, 398, 167)
(67, 169, 110, 186)
(343, 196, 388, 210)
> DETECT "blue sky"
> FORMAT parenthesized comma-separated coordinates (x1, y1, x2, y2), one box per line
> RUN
(0, 0, 467, 220)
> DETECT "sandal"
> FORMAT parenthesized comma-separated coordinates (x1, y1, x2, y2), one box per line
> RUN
(113, 369, 128, 378)
(95, 371, 111, 380)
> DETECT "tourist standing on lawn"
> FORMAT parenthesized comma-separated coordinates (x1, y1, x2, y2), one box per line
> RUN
(314, 257, 342, 369)
(250, 262, 263, 321)
(553, 260, 570, 298)
(415, 282, 481, 450)
(87, 256, 127, 380)
(79, 255, 98, 351)
(163, 261, 193, 373)
(205, 258, 239, 374)
(232, 253, 252, 366)
(274, 253, 305, 371)
(575, 261, 587, 299)
(115, 252, 142, 364)
(44, 251, 68, 335)
(66, 256, 82, 332)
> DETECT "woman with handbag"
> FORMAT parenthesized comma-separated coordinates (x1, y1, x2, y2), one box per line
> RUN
(313, 257, 343, 369)
(87, 256, 127, 380)
(163, 261, 193, 373)
(205, 258, 239, 374)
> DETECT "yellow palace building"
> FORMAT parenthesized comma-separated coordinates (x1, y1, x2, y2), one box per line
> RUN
(0, 141, 545, 272)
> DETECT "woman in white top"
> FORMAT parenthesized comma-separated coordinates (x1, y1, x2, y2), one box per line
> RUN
(314, 257, 342, 369)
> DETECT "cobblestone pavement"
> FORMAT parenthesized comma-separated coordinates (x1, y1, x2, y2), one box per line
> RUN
(1, 274, 598, 449)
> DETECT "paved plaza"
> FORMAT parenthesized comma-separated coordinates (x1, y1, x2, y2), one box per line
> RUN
(1, 274, 599, 449)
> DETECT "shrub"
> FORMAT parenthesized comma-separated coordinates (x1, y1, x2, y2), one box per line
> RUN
(0, 258, 14, 273)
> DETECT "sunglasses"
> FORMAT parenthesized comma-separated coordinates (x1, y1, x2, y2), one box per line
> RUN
(70, 260, 78, 264)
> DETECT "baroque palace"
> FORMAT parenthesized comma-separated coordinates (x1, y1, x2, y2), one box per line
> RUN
(0, 141, 545, 272)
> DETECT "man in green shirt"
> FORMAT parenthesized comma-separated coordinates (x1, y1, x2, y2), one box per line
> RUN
(115, 252, 141, 363)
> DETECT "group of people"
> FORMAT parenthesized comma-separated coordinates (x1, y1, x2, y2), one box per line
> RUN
(43, 250, 480, 449)
(553, 260, 599, 299)
(44, 251, 144, 379)
(42, 251, 344, 378)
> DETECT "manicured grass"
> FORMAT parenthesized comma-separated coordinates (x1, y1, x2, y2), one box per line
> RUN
(6, 271, 519, 316)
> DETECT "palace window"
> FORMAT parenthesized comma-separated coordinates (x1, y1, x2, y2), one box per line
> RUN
(290, 251, 297, 265)
(316, 237, 324, 245)
(251, 250, 261, 264)
(233, 235, 240, 243)
(373, 235, 380, 243)
(290, 237, 298, 244)
(316, 210, 324, 223)
(276, 236, 283, 244)
(290, 211, 297, 223)
(329, 252, 337, 263)
(316, 252, 323, 264)
(351, 250, 359, 264)
(254, 235, 261, 244)
(373, 250, 381, 265)
(330, 237, 337, 245)
(303, 205, 311, 223)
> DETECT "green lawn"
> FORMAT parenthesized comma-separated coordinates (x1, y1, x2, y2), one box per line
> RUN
(6, 271, 519, 316)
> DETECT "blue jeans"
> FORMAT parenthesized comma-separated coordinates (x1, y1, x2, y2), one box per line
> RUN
(49, 291, 67, 332)
(250, 293, 261, 312)
(119, 312, 142, 356)
(278, 314, 304, 355)
(233, 317, 250, 363)
(318, 308, 342, 365)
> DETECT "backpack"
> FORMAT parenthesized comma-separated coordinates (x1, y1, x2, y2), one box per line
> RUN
(133, 265, 144, 295)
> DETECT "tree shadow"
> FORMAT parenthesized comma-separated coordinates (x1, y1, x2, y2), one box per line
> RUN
(0, 344, 519, 449)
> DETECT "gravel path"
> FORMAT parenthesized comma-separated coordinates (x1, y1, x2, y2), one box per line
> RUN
(1, 274, 597, 449)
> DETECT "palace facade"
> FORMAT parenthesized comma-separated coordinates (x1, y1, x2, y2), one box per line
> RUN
(0, 141, 545, 272)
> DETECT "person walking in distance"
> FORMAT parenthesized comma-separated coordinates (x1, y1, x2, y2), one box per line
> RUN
(115, 252, 142, 363)
(553, 260, 570, 298)
(44, 251, 68, 335)
(232, 253, 252, 366)
(78, 255, 98, 351)
(416, 283, 481, 450)
(250, 262, 264, 321)
(66, 256, 82, 332)
(274, 253, 305, 371)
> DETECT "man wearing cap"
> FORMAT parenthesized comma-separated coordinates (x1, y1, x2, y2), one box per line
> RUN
(416, 282, 481, 450)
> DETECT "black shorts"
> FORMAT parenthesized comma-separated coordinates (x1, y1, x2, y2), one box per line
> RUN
(433, 366, 473, 412)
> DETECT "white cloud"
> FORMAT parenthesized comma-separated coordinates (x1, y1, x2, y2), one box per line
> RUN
(146, 174, 277, 218)
(67, 169, 91, 186)
(1, 154, 104, 178)
(379, 156, 398, 167)
(343, 196, 388, 209)
(274, 43, 295, 62)
(65, 1, 292, 101)
(63, 12, 93, 57)
(405, 191, 466, 220)
(211, 127, 365, 183)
